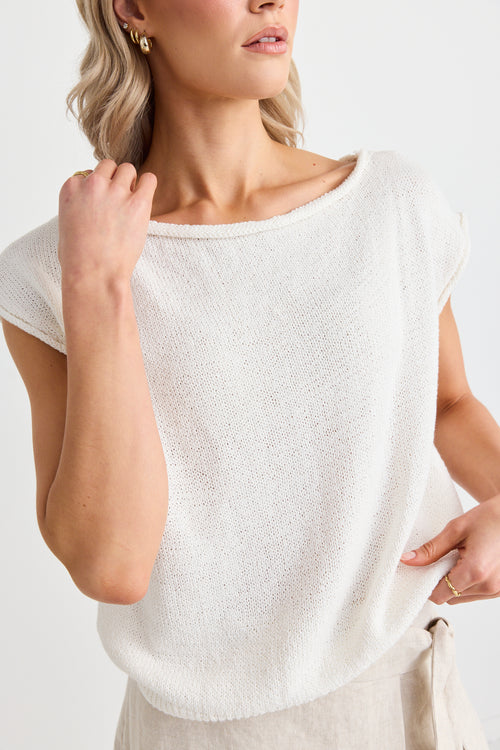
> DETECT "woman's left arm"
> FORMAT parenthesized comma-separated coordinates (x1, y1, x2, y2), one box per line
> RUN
(400, 296, 500, 605)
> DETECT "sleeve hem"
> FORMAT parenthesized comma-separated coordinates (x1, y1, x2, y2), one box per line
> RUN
(0, 306, 66, 355)
(437, 211, 471, 315)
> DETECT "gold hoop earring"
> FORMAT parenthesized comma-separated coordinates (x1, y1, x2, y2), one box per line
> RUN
(121, 21, 153, 55)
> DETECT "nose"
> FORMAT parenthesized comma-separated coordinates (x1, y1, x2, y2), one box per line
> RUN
(250, 0, 285, 10)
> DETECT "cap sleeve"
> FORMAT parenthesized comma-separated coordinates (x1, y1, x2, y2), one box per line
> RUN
(427, 191, 471, 315)
(390, 150, 472, 315)
(0, 216, 66, 354)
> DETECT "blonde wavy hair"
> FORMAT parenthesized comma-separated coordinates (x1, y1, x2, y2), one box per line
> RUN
(66, 0, 306, 170)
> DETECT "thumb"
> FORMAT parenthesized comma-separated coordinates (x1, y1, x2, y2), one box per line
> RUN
(400, 524, 459, 565)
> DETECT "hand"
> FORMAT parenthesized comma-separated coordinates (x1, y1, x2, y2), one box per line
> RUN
(58, 159, 157, 283)
(400, 494, 500, 604)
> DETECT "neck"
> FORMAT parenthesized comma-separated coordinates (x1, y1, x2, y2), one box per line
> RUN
(137, 88, 290, 220)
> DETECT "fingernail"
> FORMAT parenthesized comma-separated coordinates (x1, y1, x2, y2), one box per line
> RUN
(401, 550, 417, 560)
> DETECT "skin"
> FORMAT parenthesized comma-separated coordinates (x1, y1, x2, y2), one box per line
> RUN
(113, 0, 358, 224)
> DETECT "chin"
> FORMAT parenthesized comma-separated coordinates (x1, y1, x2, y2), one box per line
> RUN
(242, 78, 291, 101)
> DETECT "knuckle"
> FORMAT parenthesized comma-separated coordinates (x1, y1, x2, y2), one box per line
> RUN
(443, 518, 458, 536)
(117, 161, 137, 172)
(83, 173, 101, 189)
(133, 194, 152, 212)
(470, 560, 489, 581)
(131, 193, 144, 207)
(482, 576, 499, 595)
(131, 198, 148, 215)
(449, 516, 466, 536)
(420, 540, 437, 558)
(60, 178, 78, 195)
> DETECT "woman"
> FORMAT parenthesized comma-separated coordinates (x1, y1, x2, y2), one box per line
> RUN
(0, 0, 497, 747)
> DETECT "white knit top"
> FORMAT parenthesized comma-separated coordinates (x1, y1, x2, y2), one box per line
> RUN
(0, 148, 471, 721)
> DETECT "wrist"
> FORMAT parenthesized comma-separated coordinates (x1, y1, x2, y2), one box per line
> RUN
(61, 268, 131, 296)
(61, 273, 135, 333)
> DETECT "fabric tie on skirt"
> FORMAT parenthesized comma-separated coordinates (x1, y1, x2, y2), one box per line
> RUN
(114, 614, 490, 750)
(425, 617, 489, 750)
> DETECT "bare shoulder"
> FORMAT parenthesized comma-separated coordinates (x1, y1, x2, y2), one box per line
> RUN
(336, 152, 359, 166)
(284, 145, 359, 186)
(248, 144, 361, 222)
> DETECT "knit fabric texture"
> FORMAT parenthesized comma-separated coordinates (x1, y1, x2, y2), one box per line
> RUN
(0, 148, 471, 721)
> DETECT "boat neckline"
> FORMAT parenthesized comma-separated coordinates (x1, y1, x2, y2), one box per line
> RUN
(146, 146, 369, 239)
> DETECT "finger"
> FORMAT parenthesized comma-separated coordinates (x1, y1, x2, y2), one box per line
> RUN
(445, 578, 500, 598)
(430, 570, 499, 605)
(111, 162, 139, 192)
(434, 585, 491, 604)
(428, 557, 481, 604)
(447, 591, 500, 604)
(400, 516, 467, 566)
(92, 158, 119, 180)
(134, 170, 158, 198)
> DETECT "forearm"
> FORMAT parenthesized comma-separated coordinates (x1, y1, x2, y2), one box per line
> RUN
(434, 393, 500, 504)
(44, 275, 168, 603)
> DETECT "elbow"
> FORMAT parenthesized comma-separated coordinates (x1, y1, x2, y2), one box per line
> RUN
(39, 518, 150, 604)
(70, 563, 151, 604)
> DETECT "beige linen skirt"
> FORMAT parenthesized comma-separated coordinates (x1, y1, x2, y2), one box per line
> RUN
(113, 600, 489, 750)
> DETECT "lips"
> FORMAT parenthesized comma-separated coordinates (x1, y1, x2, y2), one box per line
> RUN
(242, 25, 289, 47)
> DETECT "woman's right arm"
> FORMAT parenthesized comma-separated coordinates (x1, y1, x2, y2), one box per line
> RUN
(2, 278, 168, 605)
(1, 160, 168, 605)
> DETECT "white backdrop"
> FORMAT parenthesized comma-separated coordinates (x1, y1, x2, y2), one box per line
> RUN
(1, 0, 499, 747)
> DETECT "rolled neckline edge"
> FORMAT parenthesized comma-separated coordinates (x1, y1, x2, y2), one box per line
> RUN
(146, 147, 369, 239)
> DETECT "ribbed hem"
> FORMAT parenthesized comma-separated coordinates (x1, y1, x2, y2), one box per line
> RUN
(118, 555, 458, 722)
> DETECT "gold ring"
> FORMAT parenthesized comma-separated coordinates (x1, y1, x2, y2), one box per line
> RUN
(72, 170, 93, 177)
(445, 574, 462, 597)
